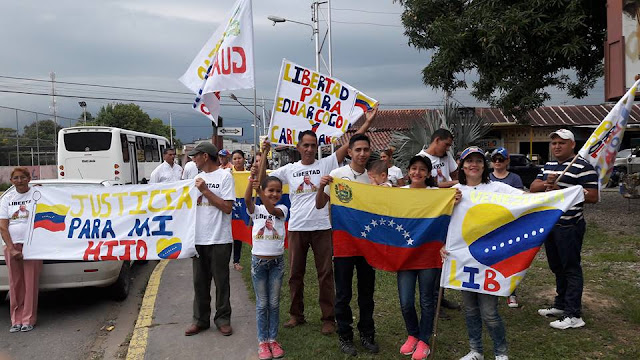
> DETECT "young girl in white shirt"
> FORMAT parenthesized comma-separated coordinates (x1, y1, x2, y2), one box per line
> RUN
(245, 174, 288, 360)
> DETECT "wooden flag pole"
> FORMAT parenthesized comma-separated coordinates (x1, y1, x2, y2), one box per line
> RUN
(430, 286, 445, 359)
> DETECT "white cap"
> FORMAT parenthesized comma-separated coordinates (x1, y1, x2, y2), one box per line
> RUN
(549, 129, 575, 141)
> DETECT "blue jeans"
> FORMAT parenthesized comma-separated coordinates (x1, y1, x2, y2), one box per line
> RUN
(251, 255, 284, 343)
(397, 268, 440, 344)
(461, 291, 507, 356)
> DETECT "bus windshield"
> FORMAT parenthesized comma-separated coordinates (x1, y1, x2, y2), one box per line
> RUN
(64, 132, 112, 152)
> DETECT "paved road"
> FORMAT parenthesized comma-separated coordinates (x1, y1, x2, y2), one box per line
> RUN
(0, 261, 157, 360)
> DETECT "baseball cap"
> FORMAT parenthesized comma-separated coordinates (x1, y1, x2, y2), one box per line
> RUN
(491, 147, 509, 159)
(549, 129, 575, 141)
(460, 146, 485, 161)
(218, 149, 230, 156)
(188, 142, 219, 157)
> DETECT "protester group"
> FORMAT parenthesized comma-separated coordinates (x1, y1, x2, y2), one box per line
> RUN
(1, 106, 599, 360)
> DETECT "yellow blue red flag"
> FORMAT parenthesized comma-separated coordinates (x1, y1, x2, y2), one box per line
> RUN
(329, 179, 455, 271)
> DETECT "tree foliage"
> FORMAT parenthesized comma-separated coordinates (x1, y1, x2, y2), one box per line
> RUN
(94, 103, 180, 146)
(396, 0, 607, 119)
(22, 120, 63, 146)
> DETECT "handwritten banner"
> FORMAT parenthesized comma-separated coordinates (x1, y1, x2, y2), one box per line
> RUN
(23, 181, 199, 261)
(268, 59, 377, 147)
(441, 187, 584, 296)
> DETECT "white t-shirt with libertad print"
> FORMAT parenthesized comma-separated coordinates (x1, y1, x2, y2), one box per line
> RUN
(418, 151, 458, 184)
(249, 204, 288, 256)
(0, 187, 34, 245)
(270, 153, 338, 231)
(194, 168, 235, 245)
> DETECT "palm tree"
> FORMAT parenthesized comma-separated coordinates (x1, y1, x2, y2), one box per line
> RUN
(389, 104, 491, 170)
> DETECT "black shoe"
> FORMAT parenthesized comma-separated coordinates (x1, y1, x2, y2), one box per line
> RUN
(339, 337, 358, 356)
(441, 297, 461, 310)
(360, 335, 380, 354)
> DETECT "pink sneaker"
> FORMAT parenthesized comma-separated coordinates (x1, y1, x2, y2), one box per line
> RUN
(400, 335, 419, 355)
(412, 341, 431, 360)
(269, 341, 285, 359)
(258, 342, 272, 360)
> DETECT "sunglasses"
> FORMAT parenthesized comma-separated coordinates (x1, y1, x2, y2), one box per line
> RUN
(492, 157, 506, 163)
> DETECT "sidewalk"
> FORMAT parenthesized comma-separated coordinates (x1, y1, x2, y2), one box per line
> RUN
(132, 259, 258, 360)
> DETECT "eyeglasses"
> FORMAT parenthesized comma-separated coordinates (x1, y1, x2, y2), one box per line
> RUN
(11, 176, 28, 181)
(492, 157, 506, 163)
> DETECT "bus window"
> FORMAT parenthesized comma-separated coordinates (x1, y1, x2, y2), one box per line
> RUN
(160, 144, 166, 158)
(152, 139, 160, 162)
(136, 136, 145, 162)
(64, 132, 112, 152)
(144, 137, 153, 162)
(120, 134, 130, 163)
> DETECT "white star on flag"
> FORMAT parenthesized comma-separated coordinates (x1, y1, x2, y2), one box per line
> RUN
(371, 219, 377, 227)
(403, 231, 410, 239)
(396, 224, 404, 231)
(364, 225, 371, 232)
(388, 219, 395, 226)
(361, 231, 367, 238)
(379, 218, 386, 225)
(407, 238, 414, 245)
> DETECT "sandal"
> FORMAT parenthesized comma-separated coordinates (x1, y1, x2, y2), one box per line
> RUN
(20, 325, 34, 332)
(10, 324, 21, 333)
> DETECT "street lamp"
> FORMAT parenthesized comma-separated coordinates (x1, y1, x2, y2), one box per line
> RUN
(78, 101, 87, 126)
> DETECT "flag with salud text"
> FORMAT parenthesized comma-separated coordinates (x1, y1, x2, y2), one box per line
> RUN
(179, 0, 255, 125)
(230, 171, 290, 246)
(330, 179, 455, 272)
(578, 79, 640, 188)
(441, 186, 584, 297)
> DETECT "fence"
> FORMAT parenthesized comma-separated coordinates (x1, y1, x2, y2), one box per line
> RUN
(0, 165, 57, 184)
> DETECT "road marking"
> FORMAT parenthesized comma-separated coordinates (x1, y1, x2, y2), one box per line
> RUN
(126, 260, 169, 360)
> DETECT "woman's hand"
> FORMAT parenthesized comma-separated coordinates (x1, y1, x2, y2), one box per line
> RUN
(439, 245, 449, 264)
(8, 245, 23, 261)
(454, 189, 462, 205)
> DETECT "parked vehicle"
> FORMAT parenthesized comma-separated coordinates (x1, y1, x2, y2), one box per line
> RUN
(507, 154, 543, 188)
(0, 179, 132, 302)
(609, 148, 640, 187)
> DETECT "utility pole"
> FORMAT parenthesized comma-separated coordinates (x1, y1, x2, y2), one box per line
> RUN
(50, 72, 58, 156)
(16, 110, 20, 166)
(36, 113, 40, 166)
(169, 112, 173, 147)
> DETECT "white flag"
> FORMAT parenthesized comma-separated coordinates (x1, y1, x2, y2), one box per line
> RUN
(578, 79, 640, 188)
(192, 92, 221, 125)
(179, 0, 254, 93)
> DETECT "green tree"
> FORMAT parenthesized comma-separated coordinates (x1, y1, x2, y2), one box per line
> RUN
(21, 120, 63, 147)
(94, 103, 180, 146)
(396, 0, 607, 119)
(77, 111, 94, 123)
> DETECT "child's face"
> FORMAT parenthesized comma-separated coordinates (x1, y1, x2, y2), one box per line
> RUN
(408, 162, 430, 185)
(262, 180, 282, 204)
(368, 171, 388, 185)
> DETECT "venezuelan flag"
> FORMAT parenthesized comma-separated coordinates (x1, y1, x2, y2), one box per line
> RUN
(330, 179, 455, 271)
(231, 171, 290, 245)
(34, 203, 70, 232)
(354, 93, 378, 113)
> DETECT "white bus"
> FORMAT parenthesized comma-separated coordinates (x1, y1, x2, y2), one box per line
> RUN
(57, 126, 170, 184)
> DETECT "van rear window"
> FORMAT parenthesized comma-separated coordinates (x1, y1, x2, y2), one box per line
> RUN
(64, 132, 112, 152)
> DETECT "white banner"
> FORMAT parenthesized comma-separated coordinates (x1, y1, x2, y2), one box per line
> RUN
(179, 0, 254, 94)
(23, 181, 199, 261)
(578, 79, 640, 188)
(268, 59, 378, 147)
(441, 186, 584, 296)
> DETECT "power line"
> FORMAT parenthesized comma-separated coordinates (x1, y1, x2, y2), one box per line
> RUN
(331, 20, 403, 28)
(332, 8, 403, 15)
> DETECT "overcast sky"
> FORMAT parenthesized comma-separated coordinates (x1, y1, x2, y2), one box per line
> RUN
(0, 0, 606, 144)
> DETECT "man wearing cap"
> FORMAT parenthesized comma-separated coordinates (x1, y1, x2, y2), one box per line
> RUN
(150, 148, 183, 183)
(219, 149, 233, 170)
(184, 142, 236, 337)
(530, 129, 598, 330)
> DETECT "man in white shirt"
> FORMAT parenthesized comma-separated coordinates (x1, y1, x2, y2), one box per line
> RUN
(264, 106, 378, 335)
(315, 134, 379, 355)
(182, 158, 199, 180)
(150, 148, 183, 183)
(183, 142, 236, 338)
(416, 129, 458, 188)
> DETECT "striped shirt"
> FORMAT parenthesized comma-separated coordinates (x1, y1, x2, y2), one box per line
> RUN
(536, 155, 597, 225)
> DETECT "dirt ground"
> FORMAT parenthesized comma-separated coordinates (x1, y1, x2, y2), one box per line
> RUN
(583, 189, 640, 235)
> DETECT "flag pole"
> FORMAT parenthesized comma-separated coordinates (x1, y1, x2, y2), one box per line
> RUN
(430, 286, 444, 359)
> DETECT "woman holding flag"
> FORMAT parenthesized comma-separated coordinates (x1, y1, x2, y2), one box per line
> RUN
(442, 147, 524, 360)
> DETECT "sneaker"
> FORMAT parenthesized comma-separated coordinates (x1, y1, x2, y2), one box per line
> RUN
(258, 342, 272, 360)
(496, 355, 509, 360)
(400, 335, 419, 355)
(460, 350, 484, 360)
(507, 295, 519, 308)
(20, 325, 34, 332)
(9, 324, 21, 333)
(550, 316, 585, 330)
(339, 337, 358, 356)
(411, 341, 431, 360)
(360, 335, 379, 354)
(269, 341, 284, 359)
(537, 307, 564, 317)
